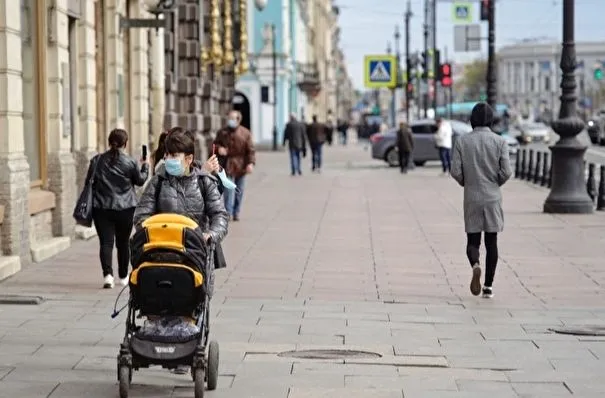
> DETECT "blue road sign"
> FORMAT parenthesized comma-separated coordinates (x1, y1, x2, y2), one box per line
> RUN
(364, 55, 397, 88)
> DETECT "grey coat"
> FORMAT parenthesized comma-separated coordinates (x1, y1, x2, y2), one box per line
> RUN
(133, 164, 229, 243)
(450, 127, 513, 233)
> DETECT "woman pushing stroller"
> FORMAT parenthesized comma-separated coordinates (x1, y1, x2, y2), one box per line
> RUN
(131, 127, 228, 377)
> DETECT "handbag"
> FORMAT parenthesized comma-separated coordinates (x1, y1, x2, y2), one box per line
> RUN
(73, 155, 99, 227)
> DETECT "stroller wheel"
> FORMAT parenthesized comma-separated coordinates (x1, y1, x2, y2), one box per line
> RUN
(118, 366, 131, 398)
(193, 367, 205, 398)
(207, 340, 219, 391)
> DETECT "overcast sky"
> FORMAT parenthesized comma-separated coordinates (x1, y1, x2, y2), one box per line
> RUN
(337, 0, 603, 90)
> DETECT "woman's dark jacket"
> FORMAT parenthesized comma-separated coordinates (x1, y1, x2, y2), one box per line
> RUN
(87, 150, 149, 210)
(133, 162, 228, 244)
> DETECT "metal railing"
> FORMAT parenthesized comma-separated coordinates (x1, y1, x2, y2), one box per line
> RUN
(514, 147, 605, 211)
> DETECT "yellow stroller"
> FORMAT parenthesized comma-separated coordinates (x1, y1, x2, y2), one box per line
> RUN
(115, 214, 218, 398)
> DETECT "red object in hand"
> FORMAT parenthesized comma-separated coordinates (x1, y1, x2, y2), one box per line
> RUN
(212, 144, 216, 155)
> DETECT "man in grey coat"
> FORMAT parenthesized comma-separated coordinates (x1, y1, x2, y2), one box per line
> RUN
(283, 113, 307, 176)
(450, 102, 513, 299)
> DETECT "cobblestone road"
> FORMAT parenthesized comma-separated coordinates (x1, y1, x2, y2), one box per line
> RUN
(1, 146, 605, 398)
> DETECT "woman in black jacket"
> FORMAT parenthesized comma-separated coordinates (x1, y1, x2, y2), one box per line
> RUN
(85, 129, 149, 289)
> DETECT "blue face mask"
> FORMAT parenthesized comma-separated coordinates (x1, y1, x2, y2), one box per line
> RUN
(227, 119, 237, 129)
(164, 158, 184, 176)
(217, 169, 237, 191)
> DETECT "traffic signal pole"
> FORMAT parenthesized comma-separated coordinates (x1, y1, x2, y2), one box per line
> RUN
(431, 0, 438, 112)
(422, 0, 429, 118)
(404, 0, 412, 123)
(486, 0, 497, 108)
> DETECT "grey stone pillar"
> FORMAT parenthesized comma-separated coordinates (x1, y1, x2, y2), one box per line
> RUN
(47, 152, 77, 237)
(0, 154, 31, 263)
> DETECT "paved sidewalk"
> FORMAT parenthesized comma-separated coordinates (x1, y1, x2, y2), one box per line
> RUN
(1, 145, 605, 398)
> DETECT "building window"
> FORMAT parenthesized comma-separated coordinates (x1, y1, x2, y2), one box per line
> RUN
(21, 0, 45, 184)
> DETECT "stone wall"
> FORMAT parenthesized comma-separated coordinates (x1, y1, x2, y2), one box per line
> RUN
(164, 0, 235, 162)
(0, 0, 31, 263)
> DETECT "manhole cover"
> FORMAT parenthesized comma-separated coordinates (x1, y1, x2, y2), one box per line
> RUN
(277, 349, 382, 360)
(549, 326, 605, 336)
(0, 295, 45, 305)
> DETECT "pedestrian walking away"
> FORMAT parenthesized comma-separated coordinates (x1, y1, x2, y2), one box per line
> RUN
(306, 115, 327, 172)
(283, 113, 307, 176)
(84, 128, 149, 289)
(214, 110, 256, 221)
(450, 102, 513, 298)
(396, 121, 414, 174)
(434, 117, 453, 175)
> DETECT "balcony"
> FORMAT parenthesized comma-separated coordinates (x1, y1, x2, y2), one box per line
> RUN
(296, 62, 321, 97)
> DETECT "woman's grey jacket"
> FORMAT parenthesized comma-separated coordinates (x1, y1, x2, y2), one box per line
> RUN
(133, 163, 228, 243)
(450, 126, 513, 233)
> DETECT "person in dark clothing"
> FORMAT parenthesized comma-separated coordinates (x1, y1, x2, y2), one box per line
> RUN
(337, 119, 349, 145)
(396, 122, 414, 173)
(85, 128, 149, 289)
(306, 115, 327, 172)
(325, 110, 335, 146)
(151, 131, 168, 174)
(283, 113, 307, 176)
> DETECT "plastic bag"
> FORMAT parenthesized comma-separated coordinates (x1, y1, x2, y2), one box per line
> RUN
(138, 316, 200, 340)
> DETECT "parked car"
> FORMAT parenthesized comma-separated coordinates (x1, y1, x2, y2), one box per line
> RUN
(515, 122, 552, 145)
(587, 119, 605, 145)
(371, 120, 519, 167)
(501, 132, 519, 157)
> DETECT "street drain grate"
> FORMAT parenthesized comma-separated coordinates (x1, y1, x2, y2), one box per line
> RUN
(549, 326, 605, 336)
(277, 349, 382, 360)
(0, 295, 45, 305)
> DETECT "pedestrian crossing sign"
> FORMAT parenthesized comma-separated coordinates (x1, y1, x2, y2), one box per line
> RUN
(364, 55, 397, 88)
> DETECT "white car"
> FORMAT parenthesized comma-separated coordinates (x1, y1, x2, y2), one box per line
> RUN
(516, 122, 552, 145)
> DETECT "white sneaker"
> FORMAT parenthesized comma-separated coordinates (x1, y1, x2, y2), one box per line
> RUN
(118, 276, 129, 287)
(103, 275, 114, 289)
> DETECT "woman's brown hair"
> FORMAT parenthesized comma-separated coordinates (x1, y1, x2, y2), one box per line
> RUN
(108, 129, 128, 163)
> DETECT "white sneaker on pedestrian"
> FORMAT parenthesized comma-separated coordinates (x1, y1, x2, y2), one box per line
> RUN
(103, 275, 114, 289)
(482, 286, 494, 298)
(118, 276, 129, 287)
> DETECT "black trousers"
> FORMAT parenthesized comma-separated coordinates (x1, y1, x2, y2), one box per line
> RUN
(398, 150, 410, 172)
(466, 232, 499, 287)
(93, 207, 135, 278)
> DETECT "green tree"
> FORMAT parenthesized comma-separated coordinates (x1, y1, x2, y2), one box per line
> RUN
(459, 59, 487, 101)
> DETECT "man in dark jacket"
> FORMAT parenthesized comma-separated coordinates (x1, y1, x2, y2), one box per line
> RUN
(283, 113, 307, 176)
(396, 122, 414, 173)
(306, 115, 326, 172)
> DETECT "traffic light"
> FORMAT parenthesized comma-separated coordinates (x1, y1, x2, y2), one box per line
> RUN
(440, 63, 452, 87)
(421, 51, 428, 79)
(480, 0, 489, 21)
(434, 50, 441, 80)
(406, 82, 414, 97)
(594, 66, 603, 81)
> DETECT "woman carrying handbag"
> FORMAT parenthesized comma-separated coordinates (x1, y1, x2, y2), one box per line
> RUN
(74, 129, 149, 289)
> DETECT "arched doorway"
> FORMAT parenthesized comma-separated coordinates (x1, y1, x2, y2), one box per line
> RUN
(232, 91, 251, 130)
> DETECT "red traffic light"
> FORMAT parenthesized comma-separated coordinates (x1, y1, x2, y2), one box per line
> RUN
(441, 64, 451, 77)
(442, 76, 452, 87)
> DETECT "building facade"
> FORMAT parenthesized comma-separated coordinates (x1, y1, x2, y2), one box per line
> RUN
(235, 0, 321, 144)
(0, 0, 239, 281)
(497, 40, 605, 118)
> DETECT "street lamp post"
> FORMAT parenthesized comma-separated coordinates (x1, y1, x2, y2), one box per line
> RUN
(393, 25, 401, 127)
(543, 0, 594, 214)
(255, 0, 278, 151)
